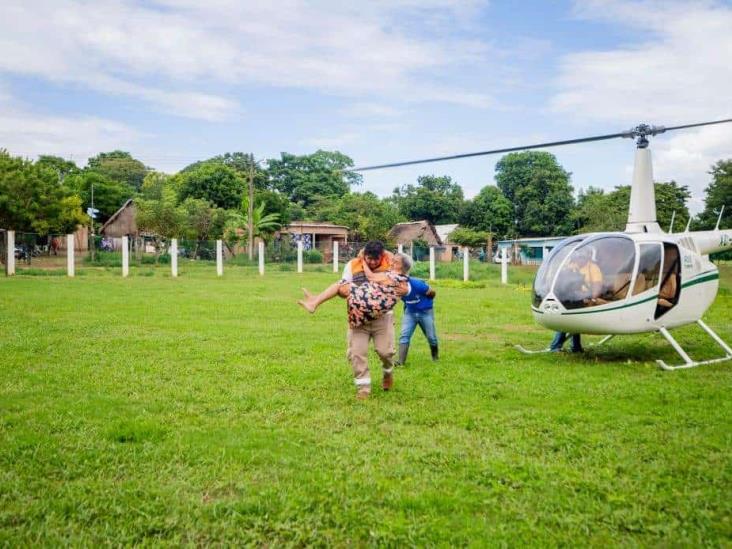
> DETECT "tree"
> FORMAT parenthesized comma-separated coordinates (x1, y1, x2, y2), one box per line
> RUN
(140, 171, 177, 200)
(135, 187, 188, 261)
(573, 182, 691, 234)
(572, 187, 625, 233)
(36, 155, 79, 182)
(459, 185, 513, 238)
(254, 188, 297, 226)
(182, 152, 269, 189)
(312, 192, 404, 242)
(87, 151, 148, 191)
(0, 150, 87, 234)
(64, 171, 132, 224)
(178, 163, 244, 210)
(449, 227, 490, 248)
(267, 150, 361, 207)
(697, 159, 732, 229)
(224, 199, 282, 250)
(495, 151, 575, 236)
(391, 175, 465, 225)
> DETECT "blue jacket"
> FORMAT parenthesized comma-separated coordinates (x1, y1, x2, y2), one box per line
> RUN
(402, 277, 434, 313)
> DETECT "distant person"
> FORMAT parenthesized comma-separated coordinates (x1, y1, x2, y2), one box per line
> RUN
(550, 332, 583, 353)
(396, 255, 439, 365)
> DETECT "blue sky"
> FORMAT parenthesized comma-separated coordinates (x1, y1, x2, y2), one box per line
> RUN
(0, 0, 730, 213)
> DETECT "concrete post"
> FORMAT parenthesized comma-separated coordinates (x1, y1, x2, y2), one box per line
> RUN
(297, 240, 303, 273)
(171, 238, 178, 277)
(216, 239, 223, 276)
(501, 247, 508, 285)
(258, 241, 265, 275)
(463, 246, 469, 282)
(122, 236, 129, 277)
(333, 240, 339, 273)
(398, 243, 404, 254)
(66, 234, 75, 277)
(6, 230, 15, 276)
(429, 246, 435, 281)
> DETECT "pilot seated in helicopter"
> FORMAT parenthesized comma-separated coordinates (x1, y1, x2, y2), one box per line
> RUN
(562, 247, 604, 305)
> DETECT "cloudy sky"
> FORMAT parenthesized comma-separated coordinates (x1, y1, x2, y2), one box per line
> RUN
(0, 0, 730, 212)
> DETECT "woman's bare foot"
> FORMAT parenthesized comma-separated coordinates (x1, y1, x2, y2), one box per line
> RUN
(301, 288, 313, 298)
(297, 297, 317, 313)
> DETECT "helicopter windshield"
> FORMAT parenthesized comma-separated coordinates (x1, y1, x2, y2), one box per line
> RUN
(552, 236, 636, 310)
(532, 237, 585, 307)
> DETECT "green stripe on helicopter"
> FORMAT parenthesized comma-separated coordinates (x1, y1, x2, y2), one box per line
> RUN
(531, 271, 719, 316)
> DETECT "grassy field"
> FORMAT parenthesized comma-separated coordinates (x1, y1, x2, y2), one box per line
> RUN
(1, 262, 731, 546)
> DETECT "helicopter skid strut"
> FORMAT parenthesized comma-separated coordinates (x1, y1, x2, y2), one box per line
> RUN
(515, 335, 614, 355)
(657, 321, 732, 371)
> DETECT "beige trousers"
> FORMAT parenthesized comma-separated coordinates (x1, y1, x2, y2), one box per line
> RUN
(347, 312, 395, 389)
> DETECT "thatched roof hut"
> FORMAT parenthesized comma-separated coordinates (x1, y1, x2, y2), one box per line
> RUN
(100, 199, 137, 238)
(387, 221, 442, 246)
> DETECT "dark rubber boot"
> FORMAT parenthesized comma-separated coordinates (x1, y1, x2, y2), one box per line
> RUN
(397, 343, 409, 366)
(430, 344, 439, 361)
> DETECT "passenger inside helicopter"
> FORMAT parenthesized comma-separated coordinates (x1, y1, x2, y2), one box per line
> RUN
(552, 236, 636, 310)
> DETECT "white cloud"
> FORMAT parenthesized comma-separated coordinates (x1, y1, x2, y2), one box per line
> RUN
(0, 100, 140, 165)
(0, 0, 497, 120)
(551, 0, 732, 211)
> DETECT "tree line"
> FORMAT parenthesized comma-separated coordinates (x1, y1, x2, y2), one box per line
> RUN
(0, 147, 729, 248)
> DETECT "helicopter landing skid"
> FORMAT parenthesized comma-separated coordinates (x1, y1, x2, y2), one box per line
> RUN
(657, 321, 732, 371)
(515, 335, 614, 355)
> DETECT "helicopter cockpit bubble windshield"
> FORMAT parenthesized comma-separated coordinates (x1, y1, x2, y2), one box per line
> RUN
(532, 236, 585, 308)
(534, 235, 637, 311)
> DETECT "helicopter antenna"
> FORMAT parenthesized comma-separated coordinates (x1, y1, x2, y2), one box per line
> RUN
(668, 211, 676, 233)
(352, 118, 732, 171)
(715, 205, 726, 230)
(684, 217, 692, 233)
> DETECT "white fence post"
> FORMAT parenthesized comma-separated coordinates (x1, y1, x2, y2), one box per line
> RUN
(463, 246, 469, 282)
(122, 236, 129, 277)
(297, 240, 303, 273)
(66, 234, 75, 277)
(6, 230, 15, 276)
(398, 243, 404, 254)
(171, 238, 178, 277)
(429, 246, 435, 281)
(216, 239, 223, 276)
(258, 241, 265, 275)
(501, 248, 508, 285)
(333, 240, 339, 273)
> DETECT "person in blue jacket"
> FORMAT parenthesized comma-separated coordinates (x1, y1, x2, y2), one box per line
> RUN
(397, 254, 438, 365)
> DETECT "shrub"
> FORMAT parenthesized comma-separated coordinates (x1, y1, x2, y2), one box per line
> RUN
(303, 249, 323, 264)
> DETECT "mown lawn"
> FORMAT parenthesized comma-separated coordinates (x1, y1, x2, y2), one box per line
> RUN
(1, 263, 731, 545)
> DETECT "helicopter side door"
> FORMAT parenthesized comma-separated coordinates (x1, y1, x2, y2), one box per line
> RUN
(655, 243, 681, 319)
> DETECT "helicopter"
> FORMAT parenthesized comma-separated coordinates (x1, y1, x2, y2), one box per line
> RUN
(352, 119, 732, 370)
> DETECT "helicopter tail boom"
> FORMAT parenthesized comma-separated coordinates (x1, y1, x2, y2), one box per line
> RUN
(691, 229, 732, 256)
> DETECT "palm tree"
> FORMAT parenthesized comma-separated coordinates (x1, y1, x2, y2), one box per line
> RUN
(224, 200, 281, 255)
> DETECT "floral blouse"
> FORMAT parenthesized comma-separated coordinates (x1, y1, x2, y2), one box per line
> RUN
(343, 272, 408, 328)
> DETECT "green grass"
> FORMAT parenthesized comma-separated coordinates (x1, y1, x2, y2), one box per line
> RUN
(1, 264, 731, 545)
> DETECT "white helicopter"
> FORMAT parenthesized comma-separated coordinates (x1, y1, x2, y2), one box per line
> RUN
(353, 119, 732, 370)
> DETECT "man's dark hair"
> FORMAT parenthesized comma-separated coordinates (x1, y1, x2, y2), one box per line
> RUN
(363, 240, 385, 259)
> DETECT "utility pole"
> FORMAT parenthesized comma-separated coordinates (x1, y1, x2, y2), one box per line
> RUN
(247, 154, 255, 261)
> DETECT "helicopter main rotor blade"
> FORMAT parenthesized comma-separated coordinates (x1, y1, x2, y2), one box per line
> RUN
(351, 118, 732, 172)
(352, 132, 627, 172)
(662, 118, 732, 133)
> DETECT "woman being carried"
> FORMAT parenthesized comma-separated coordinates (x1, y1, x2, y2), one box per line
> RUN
(298, 253, 409, 327)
